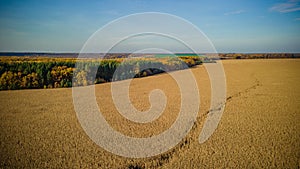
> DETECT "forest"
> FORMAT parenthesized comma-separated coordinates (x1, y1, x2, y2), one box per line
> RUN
(0, 56, 202, 90)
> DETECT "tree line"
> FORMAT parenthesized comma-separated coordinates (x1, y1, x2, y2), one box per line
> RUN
(0, 56, 202, 90)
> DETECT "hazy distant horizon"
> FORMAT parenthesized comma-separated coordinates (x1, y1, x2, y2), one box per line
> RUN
(0, 51, 300, 56)
(0, 51, 299, 54)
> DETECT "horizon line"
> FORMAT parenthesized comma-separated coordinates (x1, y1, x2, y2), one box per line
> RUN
(0, 51, 299, 54)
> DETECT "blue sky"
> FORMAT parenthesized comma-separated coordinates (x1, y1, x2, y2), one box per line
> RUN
(0, 0, 299, 53)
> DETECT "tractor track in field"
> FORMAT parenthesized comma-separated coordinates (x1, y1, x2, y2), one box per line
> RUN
(125, 78, 262, 169)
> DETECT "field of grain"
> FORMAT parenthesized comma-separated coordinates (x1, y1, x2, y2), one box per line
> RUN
(0, 59, 299, 168)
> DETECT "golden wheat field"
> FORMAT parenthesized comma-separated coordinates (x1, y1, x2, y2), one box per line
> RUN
(0, 59, 299, 168)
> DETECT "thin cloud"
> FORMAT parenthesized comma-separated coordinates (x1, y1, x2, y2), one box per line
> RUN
(224, 10, 245, 16)
(270, 0, 300, 13)
(295, 17, 300, 20)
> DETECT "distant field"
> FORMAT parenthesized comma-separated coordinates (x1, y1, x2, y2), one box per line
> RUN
(0, 59, 299, 168)
(154, 53, 201, 58)
(0, 52, 299, 59)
